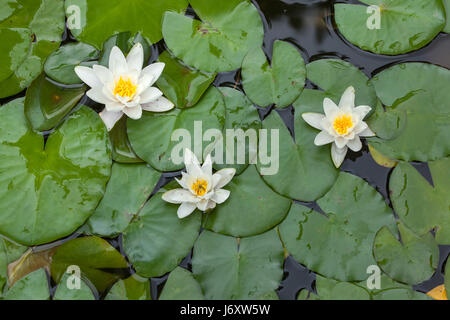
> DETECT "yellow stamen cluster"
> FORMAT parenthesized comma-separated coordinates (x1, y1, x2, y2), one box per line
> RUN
(333, 114, 353, 135)
(113, 76, 137, 98)
(191, 179, 208, 196)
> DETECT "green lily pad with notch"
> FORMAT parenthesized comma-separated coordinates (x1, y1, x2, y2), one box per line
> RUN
(367, 63, 450, 161)
(24, 74, 86, 131)
(279, 172, 396, 282)
(0, 0, 65, 98)
(123, 193, 201, 278)
(159, 267, 204, 300)
(128, 86, 225, 172)
(365, 99, 407, 141)
(334, 0, 446, 55)
(88, 163, 160, 238)
(44, 42, 99, 85)
(0, 100, 111, 246)
(192, 229, 283, 300)
(109, 117, 143, 163)
(98, 32, 151, 67)
(105, 275, 150, 300)
(4, 268, 49, 300)
(256, 90, 339, 202)
(204, 165, 291, 238)
(242, 40, 305, 108)
(373, 222, 439, 285)
(65, 0, 188, 49)
(0, 28, 31, 82)
(389, 159, 450, 245)
(162, 0, 264, 73)
(53, 273, 96, 300)
(156, 51, 216, 109)
(211, 87, 262, 175)
(51, 236, 128, 293)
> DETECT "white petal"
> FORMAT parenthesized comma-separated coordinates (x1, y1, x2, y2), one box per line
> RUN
(162, 189, 197, 204)
(211, 189, 230, 204)
(140, 62, 165, 87)
(86, 87, 112, 104)
(139, 87, 163, 104)
(323, 98, 339, 118)
(196, 199, 209, 212)
(184, 148, 203, 177)
(353, 121, 368, 135)
(331, 144, 348, 168)
(122, 105, 142, 119)
(347, 136, 362, 152)
(335, 136, 347, 149)
(92, 64, 113, 85)
(142, 97, 174, 112)
(126, 43, 144, 73)
(212, 168, 236, 189)
(301, 113, 325, 130)
(339, 86, 355, 111)
(177, 202, 197, 219)
(353, 105, 372, 120)
(359, 126, 376, 137)
(109, 46, 128, 76)
(74, 66, 102, 88)
(202, 154, 213, 177)
(314, 131, 335, 146)
(205, 200, 216, 211)
(99, 109, 123, 131)
(105, 101, 123, 112)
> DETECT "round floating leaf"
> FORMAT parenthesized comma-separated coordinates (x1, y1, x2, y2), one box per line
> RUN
(159, 267, 204, 300)
(365, 99, 407, 141)
(24, 74, 86, 131)
(372, 288, 431, 300)
(256, 90, 339, 201)
(192, 229, 283, 300)
(109, 117, 143, 163)
(0, 100, 111, 246)
(156, 51, 216, 109)
(53, 273, 96, 300)
(279, 172, 396, 282)
(128, 87, 225, 172)
(242, 40, 305, 108)
(0, 241, 7, 292)
(4, 268, 49, 300)
(65, 0, 188, 49)
(162, 0, 264, 72)
(334, 0, 446, 55)
(44, 42, 99, 85)
(445, 258, 450, 294)
(0, 0, 65, 98)
(123, 193, 201, 278)
(88, 163, 160, 237)
(51, 236, 128, 293)
(389, 159, 450, 244)
(204, 165, 292, 238)
(311, 275, 371, 300)
(444, 0, 450, 33)
(105, 275, 150, 300)
(0, 28, 31, 82)
(368, 63, 450, 161)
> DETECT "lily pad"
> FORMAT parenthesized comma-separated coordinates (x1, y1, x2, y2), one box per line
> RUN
(159, 267, 204, 300)
(305, 275, 371, 300)
(123, 193, 201, 278)
(0, 0, 65, 98)
(53, 273, 96, 300)
(204, 165, 291, 238)
(334, 0, 446, 55)
(162, 0, 264, 72)
(0, 100, 111, 246)
(242, 40, 305, 108)
(65, 0, 188, 49)
(256, 90, 339, 201)
(444, 0, 450, 33)
(24, 73, 86, 131)
(88, 163, 160, 237)
(279, 172, 396, 282)
(4, 268, 49, 300)
(445, 257, 450, 294)
(105, 275, 150, 300)
(192, 229, 283, 299)
(44, 42, 99, 85)
(109, 117, 144, 163)
(0, 28, 31, 82)
(51, 236, 128, 293)
(156, 51, 216, 109)
(389, 159, 450, 244)
(128, 87, 226, 172)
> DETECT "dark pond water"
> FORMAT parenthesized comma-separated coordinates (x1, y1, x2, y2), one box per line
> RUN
(1, 0, 449, 300)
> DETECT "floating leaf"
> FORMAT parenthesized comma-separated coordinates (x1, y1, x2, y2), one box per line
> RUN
(123, 193, 201, 278)
(427, 284, 447, 300)
(53, 273, 96, 300)
(4, 268, 49, 300)
(65, 0, 188, 49)
(334, 0, 446, 55)
(365, 99, 407, 141)
(162, 0, 264, 72)
(204, 165, 291, 238)
(242, 40, 305, 108)
(0, 28, 31, 82)
(389, 159, 450, 245)
(444, 0, 450, 33)
(0, 0, 65, 98)
(98, 32, 151, 67)
(256, 90, 339, 201)
(192, 229, 283, 299)
(88, 163, 160, 237)
(0, 100, 111, 246)
(159, 267, 204, 300)
(24, 74, 86, 131)
(302, 276, 371, 300)
(279, 172, 396, 281)
(128, 87, 225, 172)
(51, 236, 128, 293)
(109, 117, 143, 163)
(44, 42, 99, 85)
(368, 144, 397, 168)
(105, 275, 150, 300)
(156, 51, 216, 109)
(445, 258, 450, 294)
(372, 288, 431, 300)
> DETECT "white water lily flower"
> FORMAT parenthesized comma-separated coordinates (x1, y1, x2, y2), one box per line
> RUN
(74, 43, 174, 131)
(301, 86, 376, 168)
(162, 149, 236, 219)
